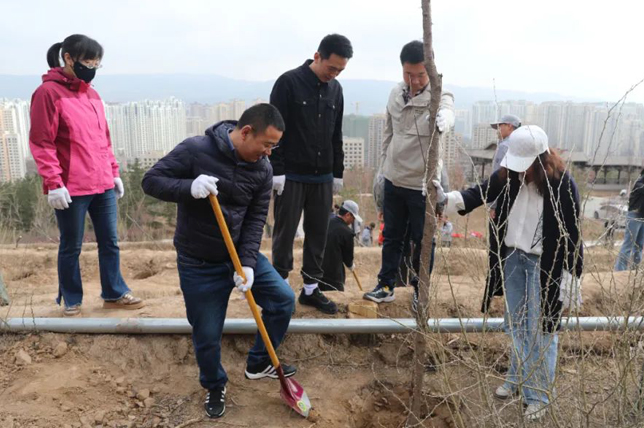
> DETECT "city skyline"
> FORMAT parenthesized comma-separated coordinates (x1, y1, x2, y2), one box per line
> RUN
(3, 93, 644, 183)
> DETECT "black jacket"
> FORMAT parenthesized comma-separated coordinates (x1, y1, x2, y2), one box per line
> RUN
(319, 216, 355, 292)
(141, 121, 272, 269)
(628, 175, 644, 217)
(458, 171, 583, 332)
(269, 60, 344, 178)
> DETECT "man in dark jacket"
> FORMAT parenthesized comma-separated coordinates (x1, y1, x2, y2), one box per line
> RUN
(320, 200, 362, 292)
(615, 170, 644, 270)
(141, 104, 296, 420)
(269, 34, 353, 314)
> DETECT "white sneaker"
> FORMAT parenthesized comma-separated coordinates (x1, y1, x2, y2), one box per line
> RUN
(524, 403, 546, 421)
(494, 385, 515, 400)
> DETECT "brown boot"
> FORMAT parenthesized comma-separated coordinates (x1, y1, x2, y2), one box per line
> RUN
(103, 293, 145, 310)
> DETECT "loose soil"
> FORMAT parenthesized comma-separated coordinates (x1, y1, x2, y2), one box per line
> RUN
(1, 221, 643, 427)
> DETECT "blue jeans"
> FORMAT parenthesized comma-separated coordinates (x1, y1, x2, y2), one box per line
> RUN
(54, 189, 130, 308)
(177, 251, 295, 390)
(502, 248, 558, 405)
(615, 211, 644, 271)
(379, 179, 426, 287)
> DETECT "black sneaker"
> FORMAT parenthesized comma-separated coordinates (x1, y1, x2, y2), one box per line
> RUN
(363, 285, 395, 303)
(204, 386, 226, 418)
(298, 288, 338, 314)
(245, 360, 297, 380)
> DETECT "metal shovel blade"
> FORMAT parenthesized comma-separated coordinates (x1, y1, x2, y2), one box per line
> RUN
(277, 366, 311, 418)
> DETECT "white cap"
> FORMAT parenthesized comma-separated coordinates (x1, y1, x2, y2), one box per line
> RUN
(341, 200, 362, 224)
(500, 125, 549, 173)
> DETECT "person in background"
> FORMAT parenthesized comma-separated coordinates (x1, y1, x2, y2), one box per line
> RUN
(29, 34, 144, 317)
(319, 200, 362, 292)
(615, 170, 644, 271)
(361, 222, 376, 247)
(269, 34, 353, 315)
(491, 114, 522, 173)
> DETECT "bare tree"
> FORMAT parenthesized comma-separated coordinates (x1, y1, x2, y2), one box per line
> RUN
(407, 0, 443, 425)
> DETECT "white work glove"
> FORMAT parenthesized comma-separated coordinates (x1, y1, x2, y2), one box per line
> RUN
(273, 175, 285, 196)
(432, 180, 446, 204)
(191, 174, 219, 199)
(48, 187, 72, 210)
(347, 264, 355, 271)
(233, 267, 254, 293)
(559, 270, 582, 311)
(436, 108, 455, 133)
(113, 177, 125, 199)
(333, 178, 343, 194)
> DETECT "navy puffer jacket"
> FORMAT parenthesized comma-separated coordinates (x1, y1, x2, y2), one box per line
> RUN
(142, 121, 272, 269)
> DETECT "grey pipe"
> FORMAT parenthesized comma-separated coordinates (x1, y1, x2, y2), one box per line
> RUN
(2, 317, 644, 335)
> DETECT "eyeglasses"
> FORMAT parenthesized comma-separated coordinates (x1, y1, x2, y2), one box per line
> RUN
(79, 61, 103, 70)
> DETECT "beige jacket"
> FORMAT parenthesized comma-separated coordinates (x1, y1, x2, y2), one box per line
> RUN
(380, 82, 454, 191)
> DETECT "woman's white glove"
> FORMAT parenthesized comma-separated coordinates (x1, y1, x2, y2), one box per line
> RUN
(191, 175, 219, 199)
(234, 267, 254, 293)
(113, 177, 125, 199)
(48, 187, 72, 210)
(559, 270, 582, 311)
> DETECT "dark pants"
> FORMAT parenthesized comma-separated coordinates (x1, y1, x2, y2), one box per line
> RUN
(396, 229, 436, 289)
(272, 180, 333, 285)
(379, 179, 427, 287)
(178, 252, 295, 390)
(54, 189, 130, 307)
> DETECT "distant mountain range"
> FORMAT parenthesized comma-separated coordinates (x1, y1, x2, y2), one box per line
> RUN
(0, 74, 595, 115)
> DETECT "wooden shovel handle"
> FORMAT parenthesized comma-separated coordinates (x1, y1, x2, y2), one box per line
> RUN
(351, 269, 363, 291)
(208, 195, 281, 369)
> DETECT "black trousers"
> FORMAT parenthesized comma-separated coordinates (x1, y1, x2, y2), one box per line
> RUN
(272, 179, 333, 285)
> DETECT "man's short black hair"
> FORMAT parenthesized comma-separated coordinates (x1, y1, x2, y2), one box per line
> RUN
(237, 103, 285, 134)
(338, 207, 350, 217)
(318, 34, 353, 60)
(400, 40, 425, 65)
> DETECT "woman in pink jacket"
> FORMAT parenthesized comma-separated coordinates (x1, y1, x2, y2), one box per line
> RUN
(29, 34, 144, 317)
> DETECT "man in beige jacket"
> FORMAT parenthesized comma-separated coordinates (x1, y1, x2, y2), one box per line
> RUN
(364, 40, 454, 310)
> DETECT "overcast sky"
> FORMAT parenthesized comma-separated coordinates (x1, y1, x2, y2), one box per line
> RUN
(2, 0, 643, 103)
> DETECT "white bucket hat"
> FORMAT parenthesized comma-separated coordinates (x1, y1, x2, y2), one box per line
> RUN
(500, 125, 549, 173)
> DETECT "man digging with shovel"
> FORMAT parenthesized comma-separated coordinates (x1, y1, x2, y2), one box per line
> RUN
(142, 104, 299, 419)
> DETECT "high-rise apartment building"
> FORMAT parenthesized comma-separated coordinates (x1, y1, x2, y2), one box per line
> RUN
(0, 99, 30, 160)
(366, 114, 386, 169)
(343, 137, 364, 169)
(105, 97, 187, 162)
(0, 133, 26, 182)
(471, 123, 498, 149)
(443, 130, 462, 170)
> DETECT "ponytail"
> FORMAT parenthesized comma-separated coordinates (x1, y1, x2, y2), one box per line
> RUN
(46, 42, 63, 68)
(45, 35, 103, 69)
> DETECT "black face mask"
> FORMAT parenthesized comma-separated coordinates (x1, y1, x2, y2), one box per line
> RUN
(73, 61, 97, 84)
